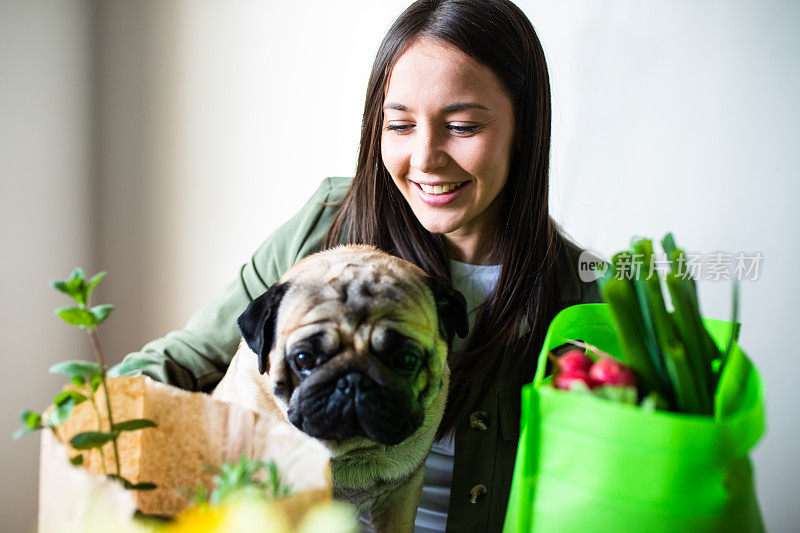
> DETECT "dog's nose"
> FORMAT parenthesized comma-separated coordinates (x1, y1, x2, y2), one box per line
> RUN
(336, 373, 374, 396)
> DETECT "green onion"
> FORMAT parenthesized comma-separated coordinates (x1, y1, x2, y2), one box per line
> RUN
(600, 274, 670, 400)
(596, 233, 731, 415)
(662, 338, 705, 413)
(665, 265, 717, 411)
(630, 238, 671, 399)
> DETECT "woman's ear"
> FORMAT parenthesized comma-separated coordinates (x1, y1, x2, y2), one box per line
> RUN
(426, 276, 469, 345)
(237, 282, 290, 374)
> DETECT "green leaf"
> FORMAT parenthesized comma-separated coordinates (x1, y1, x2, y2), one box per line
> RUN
(566, 380, 593, 394)
(558, 382, 640, 406)
(90, 304, 114, 325)
(16, 410, 44, 438)
(106, 474, 157, 491)
(70, 431, 115, 450)
(592, 385, 638, 405)
(68, 267, 86, 283)
(49, 268, 87, 303)
(89, 373, 103, 393)
(71, 376, 85, 387)
(85, 271, 106, 301)
(14, 410, 43, 439)
(107, 474, 133, 489)
(108, 359, 155, 377)
(67, 268, 87, 305)
(86, 271, 106, 288)
(49, 360, 100, 378)
(54, 390, 88, 406)
(639, 391, 669, 412)
(20, 409, 42, 429)
(49, 391, 87, 427)
(13, 426, 40, 439)
(70, 454, 84, 466)
(55, 307, 96, 328)
(49, 397, 76, 426)
(188, 482, 209, 504)
(206, 453, 293, 504)
(113, 418, 157, 433)
(49, 280, 76, 299)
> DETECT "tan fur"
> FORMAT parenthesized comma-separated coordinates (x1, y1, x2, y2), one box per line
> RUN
(213, 245, 450, 532)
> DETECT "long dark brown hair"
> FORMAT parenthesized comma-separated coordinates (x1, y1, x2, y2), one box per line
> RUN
(322, 0, 566, 438)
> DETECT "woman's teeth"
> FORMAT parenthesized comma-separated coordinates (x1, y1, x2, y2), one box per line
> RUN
(418, 182, 465, 195)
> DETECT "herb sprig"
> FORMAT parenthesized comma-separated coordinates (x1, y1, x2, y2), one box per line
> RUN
(15, 268, 158, 491)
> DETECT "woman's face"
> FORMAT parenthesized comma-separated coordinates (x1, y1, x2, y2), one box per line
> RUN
(381, 38, 516, 258)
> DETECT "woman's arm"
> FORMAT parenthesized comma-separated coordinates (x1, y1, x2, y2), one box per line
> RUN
(118, 177, 351, 391)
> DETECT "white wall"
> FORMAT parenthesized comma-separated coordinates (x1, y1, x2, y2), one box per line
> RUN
(0, 1, 93, 531)
(1, 0, 797, 530)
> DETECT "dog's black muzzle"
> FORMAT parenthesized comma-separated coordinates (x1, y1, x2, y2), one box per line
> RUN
(287, 371, 424, 446)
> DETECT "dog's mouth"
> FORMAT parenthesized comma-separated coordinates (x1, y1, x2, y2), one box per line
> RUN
(286, 371, 424, 446)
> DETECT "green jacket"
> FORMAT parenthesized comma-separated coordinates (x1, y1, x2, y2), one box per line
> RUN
(121, 176, 602, 532)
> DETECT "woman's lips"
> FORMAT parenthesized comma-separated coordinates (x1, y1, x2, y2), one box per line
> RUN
(411, 180, 471, 206)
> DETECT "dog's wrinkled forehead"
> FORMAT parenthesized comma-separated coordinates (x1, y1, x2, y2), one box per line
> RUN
(279, 259, 432, 333)
(312, 261, 401, 303)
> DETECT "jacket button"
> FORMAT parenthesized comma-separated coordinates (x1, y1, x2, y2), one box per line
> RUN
(468, 484, 488, 504)
(469, 410, 489, 431)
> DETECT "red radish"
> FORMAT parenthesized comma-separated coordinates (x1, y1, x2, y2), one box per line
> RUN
(589, 358, 637, 387)
(554, 370, 593, 391)
(556, 350, 593, 374)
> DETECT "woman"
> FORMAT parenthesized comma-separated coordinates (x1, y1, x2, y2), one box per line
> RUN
(122, 0, 601, 531)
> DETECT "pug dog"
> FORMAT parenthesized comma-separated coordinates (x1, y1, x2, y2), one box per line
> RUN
(212, 244, 468, 532)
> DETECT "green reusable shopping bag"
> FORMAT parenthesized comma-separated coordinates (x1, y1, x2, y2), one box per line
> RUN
(503, 304, 765, 533)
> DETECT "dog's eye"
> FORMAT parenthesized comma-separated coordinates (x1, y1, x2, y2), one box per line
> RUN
(293, 352, 316, 375)
(394, 352, 420, 373)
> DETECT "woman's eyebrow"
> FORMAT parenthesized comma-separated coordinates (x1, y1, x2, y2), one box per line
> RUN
(382, 102, 489, 112)
(442, 102, 489, 112)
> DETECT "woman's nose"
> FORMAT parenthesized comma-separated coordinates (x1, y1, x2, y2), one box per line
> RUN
(409, 127, 448, 173)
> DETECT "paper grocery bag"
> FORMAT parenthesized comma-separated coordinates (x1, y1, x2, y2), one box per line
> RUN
(39, 430, 136, 533)
(39, 376, 331, 531)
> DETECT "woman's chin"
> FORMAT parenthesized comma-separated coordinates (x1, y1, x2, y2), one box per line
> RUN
(415, 215, 464, 236)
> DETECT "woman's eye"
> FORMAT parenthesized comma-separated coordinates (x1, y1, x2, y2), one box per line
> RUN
(385, 123, 413, 133)
(384, 123, 480, 135)
(447, 124, 480, 135)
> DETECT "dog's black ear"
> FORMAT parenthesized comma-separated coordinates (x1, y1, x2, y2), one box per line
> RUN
(237, 282, 290, 374)
(427, 276, 469, 345)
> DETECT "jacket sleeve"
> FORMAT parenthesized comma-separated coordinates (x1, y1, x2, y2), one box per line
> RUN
(118, 177, 347, 391)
